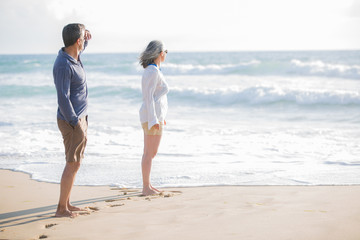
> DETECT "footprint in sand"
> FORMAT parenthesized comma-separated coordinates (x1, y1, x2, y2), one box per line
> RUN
(161, 191, 183, 197)
(159, 192, 173, 198)
(45, 223, 57, 229)
(110, 188, 141, 194)
(78, 212, 91, 216)
(105, 199, 116, 202)
(169, 191, 183, 194)
(39, 234, 48, 239)
(121, 189, 140, 193)
(109, 203, 125, 207)
(87, 206, 100, 211)
(141, 191, 179, 200)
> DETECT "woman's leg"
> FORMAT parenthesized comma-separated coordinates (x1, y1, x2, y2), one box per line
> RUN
(142, 133, 162, 195)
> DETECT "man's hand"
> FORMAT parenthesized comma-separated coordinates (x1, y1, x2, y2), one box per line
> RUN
(85, 30, 92, 41)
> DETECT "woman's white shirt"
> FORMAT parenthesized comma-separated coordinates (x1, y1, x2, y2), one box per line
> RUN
(139, 65, 169, 130)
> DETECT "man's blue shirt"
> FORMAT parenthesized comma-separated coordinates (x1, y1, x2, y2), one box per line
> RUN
(53, 46, 88, 127)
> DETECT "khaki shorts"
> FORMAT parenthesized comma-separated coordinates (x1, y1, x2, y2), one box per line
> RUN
(57, 116, 88, 162)
(142, 122, 163, 136)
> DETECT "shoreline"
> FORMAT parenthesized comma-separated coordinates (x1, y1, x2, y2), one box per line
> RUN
(1, 169, 360, 240)
(1, 168, 360, 188)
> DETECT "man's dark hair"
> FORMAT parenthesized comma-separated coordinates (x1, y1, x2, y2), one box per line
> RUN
(62, 23, 85, 47)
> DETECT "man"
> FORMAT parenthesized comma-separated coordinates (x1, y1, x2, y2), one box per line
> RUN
(53, 23, 91, 218)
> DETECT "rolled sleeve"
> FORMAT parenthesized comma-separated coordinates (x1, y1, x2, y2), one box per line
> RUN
(142, 70, 159, 130)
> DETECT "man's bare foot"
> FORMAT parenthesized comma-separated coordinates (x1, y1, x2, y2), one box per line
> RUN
(67, 205, 87, 212)
(142, 187, 158, 196)
(55, 209, 78, 218)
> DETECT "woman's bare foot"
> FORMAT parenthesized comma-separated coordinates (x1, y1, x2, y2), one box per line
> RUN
(55, 209, 78, 218)
(142, 187, 158, 196)
(150, 185, 163, 193)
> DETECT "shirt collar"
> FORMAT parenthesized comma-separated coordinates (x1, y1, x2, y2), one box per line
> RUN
(59, 48, 80, 64)
(148, 63, 161, 71)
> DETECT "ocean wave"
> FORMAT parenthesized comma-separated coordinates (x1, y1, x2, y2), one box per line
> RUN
(0, 122, 13, 126)
(291, 59, 360, 79)
(169, 86, 360, 106)
(2, 83, 359, 107)
(0, 85, 55, 98)
(159, 59, 360, 79)
(162, 60, 261, 75)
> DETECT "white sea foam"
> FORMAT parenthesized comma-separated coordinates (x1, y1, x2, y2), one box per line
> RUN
(170, 85, 360, 106)
(0, 72, 52, 86)
(291, 59, 360, 79)
(162, 60, 261, 74)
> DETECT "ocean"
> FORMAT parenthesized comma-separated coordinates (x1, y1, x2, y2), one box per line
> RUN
(0, 50, 359, 187)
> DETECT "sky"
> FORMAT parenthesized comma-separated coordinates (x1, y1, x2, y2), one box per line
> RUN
(0, 0, 359, 54)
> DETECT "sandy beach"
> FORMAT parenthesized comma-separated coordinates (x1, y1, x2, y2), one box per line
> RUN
(0, 169, 360, 240)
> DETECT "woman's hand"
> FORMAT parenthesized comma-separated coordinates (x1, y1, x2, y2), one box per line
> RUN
(164, 120, 166, 125)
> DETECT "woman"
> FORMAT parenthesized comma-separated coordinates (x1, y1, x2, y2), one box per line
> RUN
(139, 40, 169, 196)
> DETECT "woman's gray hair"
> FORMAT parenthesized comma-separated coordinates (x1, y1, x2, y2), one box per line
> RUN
(139, 40, 165, 68)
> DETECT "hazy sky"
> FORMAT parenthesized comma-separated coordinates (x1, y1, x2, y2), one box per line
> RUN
(0, 0, 359, 54)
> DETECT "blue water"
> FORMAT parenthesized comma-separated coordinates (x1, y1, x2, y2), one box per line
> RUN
(0, 50, 359, 187)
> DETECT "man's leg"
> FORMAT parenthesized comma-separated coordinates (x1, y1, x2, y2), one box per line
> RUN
(56, 117, 87, 217)
(55, 161, 80, 217)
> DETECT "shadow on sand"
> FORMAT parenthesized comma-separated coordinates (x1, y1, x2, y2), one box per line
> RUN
(0, 192, 140, 228)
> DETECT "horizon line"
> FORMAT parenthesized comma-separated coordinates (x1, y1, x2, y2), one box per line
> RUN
(0, 48, 359, 56)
